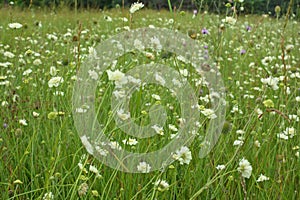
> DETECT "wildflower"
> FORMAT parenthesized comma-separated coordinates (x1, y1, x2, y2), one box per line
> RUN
(137, 161, 151, 173)
(13, 179, 23, 184)
(257, 174, 270, 182)
(78, 183, 89, 197)
(48, 76, 64, 88)
(201, 108, 217, 119)
(263, 99, 274, 108)
(4, 51, 15, 58)
(216, 164, 226, 170)
(151, 124, 164, 135)
(151, 94, 161, 101)
(154, 179, 170, 191)
(33, 111, 40, 117)
(240, 49, 246, 55)
(122, 138, 138, 146)
(222, 16, 237, 25)
(43, 192, 54, 200)
(33, 58, 42, 66)
(19, 119, 28, 126)
(201, 28, 209, 35)
(117, 109, 130, 121)
(237, 158, 252, 179)
(246, 25, 251, 31)
(261, 76, 279, 90)
(129, 2, 144, 14)
(91, 190, 99, 197)
(106, 69, 127, 88)
(173, 146, 192, 165)
(8, 22, 22, 29)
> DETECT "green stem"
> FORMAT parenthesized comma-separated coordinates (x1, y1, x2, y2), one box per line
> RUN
(167, 0, 173, 13)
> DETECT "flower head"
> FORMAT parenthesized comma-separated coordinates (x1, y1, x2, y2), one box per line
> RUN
(130, 2, 144, 14)
(237, 158, 252, 179)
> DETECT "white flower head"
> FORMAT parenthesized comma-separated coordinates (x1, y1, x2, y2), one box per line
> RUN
(237, 158, 252, 179)
(48, 76, 64, 88)
(257, 174, 270, 182)
(9, 22, 23, 29)
(154, 179, 170, 191)
(173, 146, 192, 165)
(130, 2, 144, 14)
(137, 161, 151, 173)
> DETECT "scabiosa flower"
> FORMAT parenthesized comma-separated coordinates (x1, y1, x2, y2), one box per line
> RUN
(129, 2, 144, 14)
(246, 25, 251, 32)
(201, 28, 209, 35)
(137, 161, 151, 173)
(240, 49, 246, 55)
(237, 158, 252, 179)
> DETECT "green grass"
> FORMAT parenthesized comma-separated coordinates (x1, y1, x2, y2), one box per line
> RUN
(0, 6, 299, 200)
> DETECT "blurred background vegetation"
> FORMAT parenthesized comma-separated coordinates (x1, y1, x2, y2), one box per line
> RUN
(1, 0, 300, 18)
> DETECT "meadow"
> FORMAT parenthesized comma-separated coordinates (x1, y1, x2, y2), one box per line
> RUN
(0, 5, 299, 200)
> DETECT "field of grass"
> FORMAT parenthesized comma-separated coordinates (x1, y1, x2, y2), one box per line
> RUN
(0, 6, 299, 200)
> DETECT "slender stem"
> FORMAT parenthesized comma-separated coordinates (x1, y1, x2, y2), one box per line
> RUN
(167, 0, 173, 13)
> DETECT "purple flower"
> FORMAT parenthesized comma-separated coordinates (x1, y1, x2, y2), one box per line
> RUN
(240, 49, 246, 55)
(246, 25, 251, 31)
(203, 45, 208, 49)
(193, 10, 198, 15)
(201, 28, 209, 35)
(3, 123, 8, 128)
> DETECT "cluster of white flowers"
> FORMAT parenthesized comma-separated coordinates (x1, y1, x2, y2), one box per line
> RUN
(261, 76, 279, 90)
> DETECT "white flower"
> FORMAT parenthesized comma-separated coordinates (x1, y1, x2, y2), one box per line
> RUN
(134, 39, 145, 51)
(233, 140, 244, 146)
(33, 111, 40, 117)
(33, 58, 42, 66)
(222, 16, 237, 25)
(155, 73, 165, 86)
(151, 94, 161, 101)
(237, 158, 252, 179)
(154, 179, 170, 191)
(257, 174, 270, 182)
(151, 124, 164, 135)
(173, 146, 192, 165)
(19, 119, 28, 126)
(137, 161, 151, 173)
(117, 109, 130, 121)
(106, 69, 127, 88)
(89, 165, 99, 175)
(201, 108, 217, 119)
(23, 69, 32, 76)
(8, 22, 22, 29)
(4, 51, 15, 58)
(168, 124, 178, 132)
(109, 141, 122, 150)
(49, 66, 57, 76)
(43, 192, 54, 200)
(129, 2, 144, 14)
(216, 164, 226, 170)
(122, 138, 138, 146)
(48, 76, 64, 88)
(88, 70, 99, 80)
(261, 76, 279, 90)
(150, 37, 162, 51)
